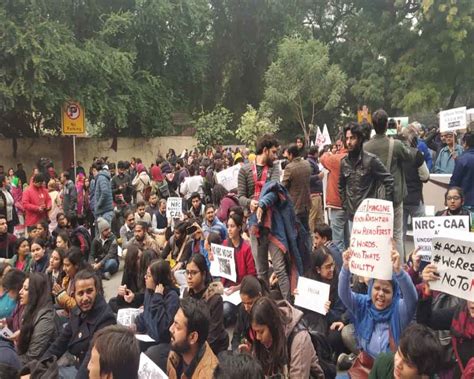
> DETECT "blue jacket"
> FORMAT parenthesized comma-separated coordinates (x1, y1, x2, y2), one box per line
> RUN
(338, 268, 417, 358)
(433, 144, 464, 174)
(249, 181, 310, 275)
(135, 287, 180, 343)
(449, 147, 474, 207)
(417, 140, 432, 171)
(94, 170, 113, 217)
(202, 217, 228, 241)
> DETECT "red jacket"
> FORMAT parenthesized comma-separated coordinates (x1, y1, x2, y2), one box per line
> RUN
(22, 185, 52, 226)
(222, 239, 256, 287)
(320, 149, 347, 208)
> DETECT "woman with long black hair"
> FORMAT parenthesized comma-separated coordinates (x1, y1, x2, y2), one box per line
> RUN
(17, 272, 56, 365)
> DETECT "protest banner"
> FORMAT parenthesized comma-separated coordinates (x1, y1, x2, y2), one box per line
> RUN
(413, 215, 469, 261)
(138, 352, 168, 379)
(294, 277, 330, 315)
(430, 232, 474, 302)
(210, 243, 237, 282)
(439, 106, 467, 132)
(166, 197, 182, 219)
(216, 164, 241, 191)
(222, 290, 242, 306)
(349, 198, 394, 280)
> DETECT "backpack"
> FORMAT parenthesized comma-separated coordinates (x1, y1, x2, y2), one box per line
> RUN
(287, 321, 336, 379)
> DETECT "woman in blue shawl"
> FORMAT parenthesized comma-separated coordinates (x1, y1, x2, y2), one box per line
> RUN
(338, 248, 418, 374)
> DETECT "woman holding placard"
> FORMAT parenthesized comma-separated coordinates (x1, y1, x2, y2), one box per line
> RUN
(301, 246, 347, 358)
(222, 213, 256, 327)
(338, 248, 418, 376)
(417, 264, 474, 378)
(183, 253, 229, 355)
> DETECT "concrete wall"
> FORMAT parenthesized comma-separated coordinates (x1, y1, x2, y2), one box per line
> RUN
(0, 136, 197, 173)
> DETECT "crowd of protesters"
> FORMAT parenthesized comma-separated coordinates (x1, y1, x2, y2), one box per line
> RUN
(0, 108, 472, 378)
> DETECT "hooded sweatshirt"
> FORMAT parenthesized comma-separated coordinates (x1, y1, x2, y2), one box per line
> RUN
(278, 300, 325, 379)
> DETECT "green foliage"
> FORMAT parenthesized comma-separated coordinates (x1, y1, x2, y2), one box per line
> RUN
(236, 105, 280, 150)
(263, 37, 347, 144)
(195, 105, 234, 149)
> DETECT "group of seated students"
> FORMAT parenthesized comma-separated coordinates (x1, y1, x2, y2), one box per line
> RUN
(0, 186, 472, 379)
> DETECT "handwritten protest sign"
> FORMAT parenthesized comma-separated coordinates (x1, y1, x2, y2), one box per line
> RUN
(138, 353, 168, 379)
(350, 199, 394, 280)
(117, 308, 143, 327)
(210, 243, 237, 282)
(294, 277, 330, 315)
(166, 197, 182, 219)
(430, 232, 474, 302)
(216, 164, 241, 191)
(413, 216, 469, 261)
(439, 106, 467, 132)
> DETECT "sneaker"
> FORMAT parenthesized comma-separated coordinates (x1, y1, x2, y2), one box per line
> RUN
(337, 353, 356, 371)
(103, 272, 112, 281)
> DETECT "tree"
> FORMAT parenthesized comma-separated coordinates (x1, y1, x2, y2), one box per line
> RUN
(263, 37, 347, 145)
(236, 105, 279, 150)
(194, 105, 234, 149)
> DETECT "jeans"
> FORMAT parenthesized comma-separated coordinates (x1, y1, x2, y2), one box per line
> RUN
(250, 230, 290, 300)
(102, 259, 119, 275)
(393, 202, 404, 259)
(59, 366, 78, 379)
(328, 208, 348, 252)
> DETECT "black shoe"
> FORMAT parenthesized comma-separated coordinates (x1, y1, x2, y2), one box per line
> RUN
(337, 353, 356, 371)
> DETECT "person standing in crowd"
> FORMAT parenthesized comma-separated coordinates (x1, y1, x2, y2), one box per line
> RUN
(87, 325, 140, 379)
(0, 215, 16, 259)
(167, 297, 219, 378)
(180, 165, 204, 203)
(90, 218, 119, 280)
(22, 174, 52, 228)
(47, 179, 61, 233)
(307, 146, 324, 233)
(17, 273, 56, 365)
(76, 172, 86, 216)
(339, 122, 394, 230)
(173, 158, 189, 191)
(213, 185, 239, 223)
(60, 171, 77, 218)
(400, 126, 430, 243)
(364, 109, 412, 256)
(132, 163, 151, 203)
(238, 134, 280, 281)
(111, 161, 132, 204)
(43, 270, 116, 378)
(15, 163, 27, 187)
(321, 137, 349, 251)
(92, 161, 114, 225)
(433, 130, 463, 173)
(282, 143, 312, 232)
(449, 131, 474, 210)
(0, 175, 18, 234)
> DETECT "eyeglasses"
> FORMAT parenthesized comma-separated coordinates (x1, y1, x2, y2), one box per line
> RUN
(447, 196, 461, 201)
(185, 270, 200, 277)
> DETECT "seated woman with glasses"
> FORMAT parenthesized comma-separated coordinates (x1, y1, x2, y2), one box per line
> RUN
(435, 187, 471, 218)
(183, 253, 229, 355)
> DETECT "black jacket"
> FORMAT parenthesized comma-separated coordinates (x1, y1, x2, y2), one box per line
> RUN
(339, 149, 394, 219)
(43, 294, 116, 379)
(90, 234, 118, 266)
(111, 173, 132, 203)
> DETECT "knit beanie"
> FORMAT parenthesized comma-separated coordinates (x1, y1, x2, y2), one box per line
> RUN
(97, 217, 110, 234)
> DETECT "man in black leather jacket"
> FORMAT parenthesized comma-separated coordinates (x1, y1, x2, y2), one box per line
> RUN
(339, 122, 394, 221)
